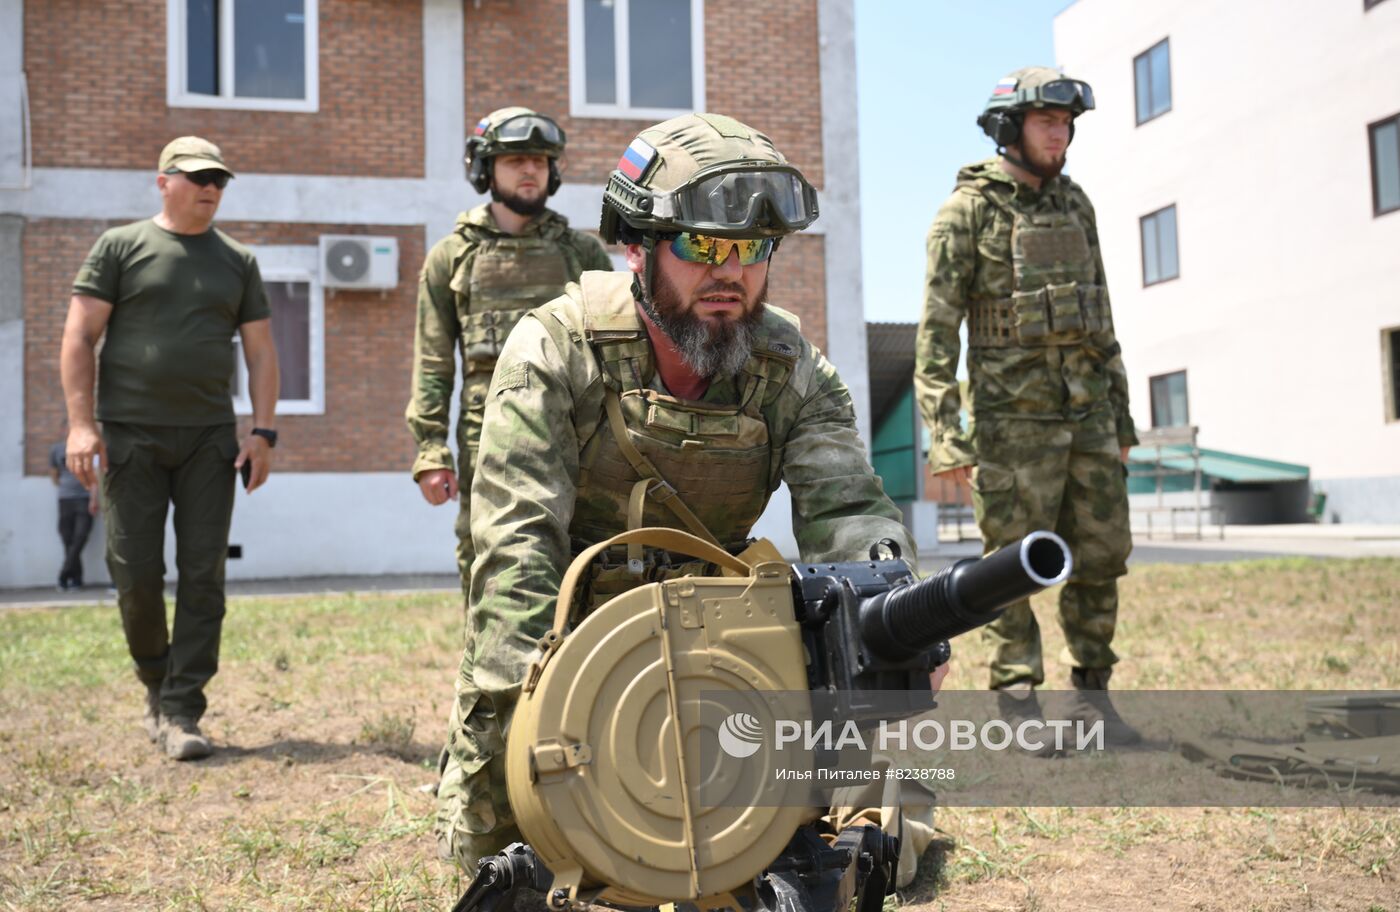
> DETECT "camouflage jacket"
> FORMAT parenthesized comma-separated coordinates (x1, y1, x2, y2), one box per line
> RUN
(914, 159, 1138, 472)
(406, 204, 613, 479)
(464, 271, 915, 707)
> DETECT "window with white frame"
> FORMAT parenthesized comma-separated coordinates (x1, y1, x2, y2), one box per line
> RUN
(232, 256, 325, 415)
(569, 0, 705, 120)
(167, 0, 319, 112)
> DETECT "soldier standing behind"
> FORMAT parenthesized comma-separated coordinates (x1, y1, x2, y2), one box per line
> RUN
(914, 67, 1141, 745)
(406, 107, 612, 602)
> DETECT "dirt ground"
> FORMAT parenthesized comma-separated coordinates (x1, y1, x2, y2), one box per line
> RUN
(2, 558, 1397, 911)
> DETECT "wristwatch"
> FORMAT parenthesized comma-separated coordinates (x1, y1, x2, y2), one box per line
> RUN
(251, 428, 279, 448)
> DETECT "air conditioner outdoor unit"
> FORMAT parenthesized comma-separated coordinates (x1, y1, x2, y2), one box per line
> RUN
(318, 235, 399, 289)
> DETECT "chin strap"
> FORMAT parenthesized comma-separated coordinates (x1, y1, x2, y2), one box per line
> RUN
(1001, 146, 1060, 181)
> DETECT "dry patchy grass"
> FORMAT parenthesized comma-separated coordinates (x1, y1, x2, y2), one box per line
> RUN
(1, 558, 1398, 911)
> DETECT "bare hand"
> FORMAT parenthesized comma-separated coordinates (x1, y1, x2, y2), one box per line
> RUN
(929, 662, 951, 696)
(933, 465, 973, 487)
(1120, 446, 1131, 463)
(234, 434, 273, 493)
(66, 424, 107, 491)
(418, 469, 459, 506)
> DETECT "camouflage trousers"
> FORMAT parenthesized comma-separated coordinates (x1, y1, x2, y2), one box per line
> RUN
(969, 412, 1131, 689)
(453, 444, 477, 600)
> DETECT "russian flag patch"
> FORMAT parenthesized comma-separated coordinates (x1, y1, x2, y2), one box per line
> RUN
(474, 117, 491, 136)
(617, 137, 657, 180)
(992, 77, 1018, 96)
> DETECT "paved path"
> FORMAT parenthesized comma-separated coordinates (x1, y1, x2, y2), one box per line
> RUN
(5, 526, 1397, 611)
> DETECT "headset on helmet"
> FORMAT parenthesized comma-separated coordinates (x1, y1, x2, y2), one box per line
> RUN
(465, 107, 566, 196)
(976, 66, 1095, 150)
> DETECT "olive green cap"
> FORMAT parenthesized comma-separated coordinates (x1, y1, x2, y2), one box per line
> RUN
(158, 136, 233, 176)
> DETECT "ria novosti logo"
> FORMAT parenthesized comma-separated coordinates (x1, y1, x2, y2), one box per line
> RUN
(718, 712, 764, 758)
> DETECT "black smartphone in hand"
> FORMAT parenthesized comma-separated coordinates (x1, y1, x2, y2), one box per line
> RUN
(240, 460, 252, 490)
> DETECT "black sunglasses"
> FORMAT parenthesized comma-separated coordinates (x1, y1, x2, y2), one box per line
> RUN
(167, 168, 231, 190)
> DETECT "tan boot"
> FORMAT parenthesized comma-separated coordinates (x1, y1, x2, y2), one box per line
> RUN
(1066, 667, 1142, 747)
(142, 683, 162, 743)
(995, 681, 1061, 758)
(159, 715, 213, 761)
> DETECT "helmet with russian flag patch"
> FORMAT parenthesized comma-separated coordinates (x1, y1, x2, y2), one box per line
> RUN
(978, 67, 1095, 148)
(600, 113, 820, 243)
(466, 106, 567, 195)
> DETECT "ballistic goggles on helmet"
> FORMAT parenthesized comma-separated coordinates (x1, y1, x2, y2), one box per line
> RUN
(480, 113, 566, 153)
(610, 162, 820, 238)
(1007, 79, 1095, 114)
(665, 232, 776, 266)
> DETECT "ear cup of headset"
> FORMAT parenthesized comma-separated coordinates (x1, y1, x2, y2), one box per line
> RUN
(547, 160, 561, 196)
(468, 156, 492, 194)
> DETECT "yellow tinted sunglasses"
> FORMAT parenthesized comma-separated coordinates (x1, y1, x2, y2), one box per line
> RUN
(668, 233, 776, 266)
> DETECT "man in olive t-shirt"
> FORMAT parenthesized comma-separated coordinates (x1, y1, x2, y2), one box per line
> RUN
(60, 136, 281, 761)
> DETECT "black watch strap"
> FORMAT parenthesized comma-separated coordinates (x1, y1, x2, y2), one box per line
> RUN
(251, 428, 278, 448)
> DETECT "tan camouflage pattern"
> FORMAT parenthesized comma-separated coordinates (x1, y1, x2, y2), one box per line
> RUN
(405, 204, 612, 591)
(915, 158, 1136, 689)
(436, 270, 915, 871)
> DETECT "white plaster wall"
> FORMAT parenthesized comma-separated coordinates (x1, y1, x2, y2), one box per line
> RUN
(1054, 0, 1400, 481)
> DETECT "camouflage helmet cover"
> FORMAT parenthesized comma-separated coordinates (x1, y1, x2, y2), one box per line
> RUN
(600, 112, 820, 242)
(981, 66, 1096, 119)
(467, 106, 567, 161)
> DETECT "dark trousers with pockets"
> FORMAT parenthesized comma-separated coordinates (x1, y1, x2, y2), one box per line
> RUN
(101, 422, 239, 720)
(57, 498, 94, 585)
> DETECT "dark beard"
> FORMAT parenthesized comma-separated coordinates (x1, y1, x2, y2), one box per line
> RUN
(1015, 143, 1066, 180)
(643, 271, 767, 380)
(491, 186, 548, 218)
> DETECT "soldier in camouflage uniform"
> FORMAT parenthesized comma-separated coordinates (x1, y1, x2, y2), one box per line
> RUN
(436, 113, 918, 873)
(914, 68, 1141, 745)
(406, 107, 612, 599)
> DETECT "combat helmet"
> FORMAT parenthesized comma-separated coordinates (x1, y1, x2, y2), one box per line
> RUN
(977, 66, 1095, 150)
(466, 106, 567, 195)
(600, 113, 820, 245)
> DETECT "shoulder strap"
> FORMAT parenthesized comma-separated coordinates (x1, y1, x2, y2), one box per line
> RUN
(603, 389, 722, 549)
(523, 526, 752, 693)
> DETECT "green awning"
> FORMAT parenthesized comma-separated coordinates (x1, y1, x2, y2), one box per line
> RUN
(1127, 445, 1309, 485)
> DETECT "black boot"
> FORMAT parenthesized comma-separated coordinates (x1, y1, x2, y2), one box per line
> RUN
(995, 682, 1062, 758)
(1065, 667, 1142, 747)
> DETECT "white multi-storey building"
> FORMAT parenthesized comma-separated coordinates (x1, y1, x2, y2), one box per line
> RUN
(1054, 0, 1400, 522)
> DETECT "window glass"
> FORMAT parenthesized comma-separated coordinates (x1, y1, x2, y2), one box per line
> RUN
(1387, 328, 1400, 421)
(1373, 118, 1400, 214)
(1141, 215, 1160, 285)
(1141, 205, 1179, 285)
(1134, 53, 1150, 125)
(234, 0, 306, 100)
(186, 0, 219, 96)
(629, 0, 692, 109)
(1150, 372, 1189, 428)
(267, 281, 311, 401)
(1157, 205, 1179, 280)
(583, 0, 616, 105)
(1149, 42, 1171, 117)
(1134, 38, 1171, 124)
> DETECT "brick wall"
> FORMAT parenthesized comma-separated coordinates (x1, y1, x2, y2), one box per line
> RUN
(464, 0, 825, 187)
(25, 0, 425, 177)
(766, 233, 826, 352)
(23, 217, 423, 475)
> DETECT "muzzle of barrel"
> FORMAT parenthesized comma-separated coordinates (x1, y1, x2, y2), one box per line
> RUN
(858, 531, 1072, 663)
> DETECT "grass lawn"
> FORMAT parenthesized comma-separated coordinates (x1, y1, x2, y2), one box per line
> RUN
(2, 558, 1398, 911)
